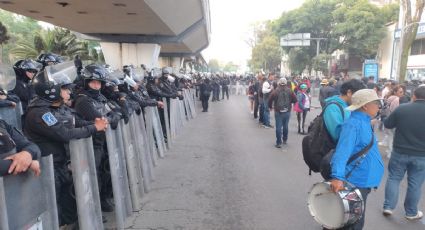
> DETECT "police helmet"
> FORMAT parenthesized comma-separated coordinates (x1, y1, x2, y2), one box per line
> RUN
(81, 64, 109, 82)
(32, 70, 62, 102)
(13, 59, 41, 79)
(36, 53, 63, 67)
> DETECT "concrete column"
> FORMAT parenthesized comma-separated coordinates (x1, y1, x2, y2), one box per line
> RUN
(100, 42, 161, 70)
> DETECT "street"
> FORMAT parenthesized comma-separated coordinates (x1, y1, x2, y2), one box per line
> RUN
(126, 95, 425, 230)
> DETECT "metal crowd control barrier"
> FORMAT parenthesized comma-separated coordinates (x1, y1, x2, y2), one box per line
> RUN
(162, 97, 172, 148)
(0, 155, 58, 230)
(0, 102, 23, 130)
(69, 137, 104, 230)
(105, 127, 133, 229)
(119, 120, 145, 211)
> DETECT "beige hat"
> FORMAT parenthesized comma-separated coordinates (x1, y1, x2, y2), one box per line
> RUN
(320, 79, 329, 85)
(346, 89, 381, 111)
(278, 77, 287, 85)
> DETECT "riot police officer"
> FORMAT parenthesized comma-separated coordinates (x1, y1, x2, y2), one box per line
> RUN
(221, 75, 230, 100)
(36, 53, 63, 69)
(0, 119, 41, 177)
(11, 59, 41, 113)
(24, 69, 108, 227)
(73, 64, 121, 212)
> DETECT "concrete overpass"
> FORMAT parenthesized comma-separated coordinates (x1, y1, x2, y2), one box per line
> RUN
(0, 0, 210, 70)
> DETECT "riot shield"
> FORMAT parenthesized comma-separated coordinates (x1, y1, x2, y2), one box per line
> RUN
(162, 97, 172, 148)
(169, 98, 179, 141)
(0, 64, 20, 129)
(105, 127, 133, 229)
(136, 113, 157, 169)
(188, 89, 197, 118)
(69, 137, 104, 230)
(179, 99, 187, 125)
(0, 155, 59, 230)
(144, 107, 163, 161)
(45, 61, 78, 84)
(119, 120, 144, 211)
(128, 115, 152, 193)
(147, 107, 166, 158)
(182, 90, 193, 120)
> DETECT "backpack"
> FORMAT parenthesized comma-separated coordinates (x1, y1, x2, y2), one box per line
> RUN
(301, 102, 344, 175)
(275, 88, 291, 112)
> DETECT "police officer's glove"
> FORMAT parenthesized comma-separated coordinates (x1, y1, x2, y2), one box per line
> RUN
(178, 95, 184, 100)
(136, 107, 142, 115)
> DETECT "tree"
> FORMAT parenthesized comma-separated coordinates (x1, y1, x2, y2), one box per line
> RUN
(208, 59, 220, 72)
(288, 48, 310, 74)
(397, 0, 425, 82)
(332, 0, 387, 60)
(0, 22, 10, 63)
(250, 33, 281, 72)
(10, 27, 89, 61)
(223, 62, 239, 72)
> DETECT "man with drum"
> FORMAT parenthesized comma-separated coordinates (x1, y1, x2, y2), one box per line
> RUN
(329, 89, 384, 229)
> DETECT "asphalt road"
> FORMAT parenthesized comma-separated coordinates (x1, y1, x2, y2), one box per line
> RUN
(126, 95, 425, 230)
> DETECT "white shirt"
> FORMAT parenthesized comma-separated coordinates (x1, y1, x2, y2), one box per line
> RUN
(262, 81, 272, 94)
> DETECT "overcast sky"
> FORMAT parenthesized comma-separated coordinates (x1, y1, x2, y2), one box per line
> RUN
(201, 0, 305, 70)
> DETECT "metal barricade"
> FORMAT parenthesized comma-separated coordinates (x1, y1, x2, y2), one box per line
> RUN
(0, 102, 23, 130)
(69, 138, 103, 230)
(128, 115, 153, 193)
(162, 97, 172, 148)
(105, 127, 133, 229)
(0, 155, 59, 230)
(119, 120, 145, 211)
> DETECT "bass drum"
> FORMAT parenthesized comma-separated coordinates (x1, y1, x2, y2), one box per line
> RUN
(307, 182, 364, 229)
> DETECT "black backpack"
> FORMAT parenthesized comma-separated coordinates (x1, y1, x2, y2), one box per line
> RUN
(301, 102, 344, 175)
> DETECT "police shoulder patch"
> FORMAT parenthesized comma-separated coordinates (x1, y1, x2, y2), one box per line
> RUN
(41, 112, 58, 126)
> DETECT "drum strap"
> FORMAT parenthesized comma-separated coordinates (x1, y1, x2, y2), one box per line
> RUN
(345, 130, 374, 179)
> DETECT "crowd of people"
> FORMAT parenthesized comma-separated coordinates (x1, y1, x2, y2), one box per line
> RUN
(0, 53, 198, 229)
(245, 71, 425, 229)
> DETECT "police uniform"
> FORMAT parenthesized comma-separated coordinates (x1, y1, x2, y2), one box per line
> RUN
(25, 97, 97, 226)
(0, 119, 40, 176)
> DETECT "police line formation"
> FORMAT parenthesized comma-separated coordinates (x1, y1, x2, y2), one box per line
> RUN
(248, 72, 425, 229)
(0, 52, 231, 230)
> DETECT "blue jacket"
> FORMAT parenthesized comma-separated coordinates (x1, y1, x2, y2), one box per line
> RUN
(323, 96, 351, 142)
(331, 111, 384, 188)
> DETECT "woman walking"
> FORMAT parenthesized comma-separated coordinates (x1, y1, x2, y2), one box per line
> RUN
(294, 83, 310, 134)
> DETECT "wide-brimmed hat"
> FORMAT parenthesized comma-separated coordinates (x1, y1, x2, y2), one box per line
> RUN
(278, 77, 287, 85)
(320, 79, 329, 85)
(346, 89, 381, 111)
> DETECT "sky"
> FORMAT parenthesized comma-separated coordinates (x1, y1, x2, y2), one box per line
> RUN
(201, 0, 305, 71)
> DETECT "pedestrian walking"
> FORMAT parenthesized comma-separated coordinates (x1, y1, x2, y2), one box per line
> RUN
(330, 89, 384, 230)
(268, 77, 296, 148)
(382, 86, 425, 221)
(293, 83, 310, 134)
(262, 73, 275, 128)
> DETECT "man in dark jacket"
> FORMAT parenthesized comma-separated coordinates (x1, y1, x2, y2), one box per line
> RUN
(268, 77, 297, 148)
(73, 64, 121, 212)
(0, 119, 40, 177)
(25, 70, 108, 226)
(382, 86, 425, 220)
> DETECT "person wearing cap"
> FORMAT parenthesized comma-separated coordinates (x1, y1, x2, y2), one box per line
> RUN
(293, 83, 310, 134)
(268, 77, 297, 148)
(330, 89, 384, 230)
(323, 79, 366, 142)
(319, 79, 329, 108)
(382, 86, 425, 221)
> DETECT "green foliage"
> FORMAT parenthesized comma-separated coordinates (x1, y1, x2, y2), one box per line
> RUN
(312, 53, 331, 74)
(10, 28, 89, 60)
(208, 59, 220, 72)
(251, 0, 400, 74)
(223, 62, 238, 72)
(0, 22, 10, 45)
(249, 32, 281, 72)
(288, 48, 310, 74)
